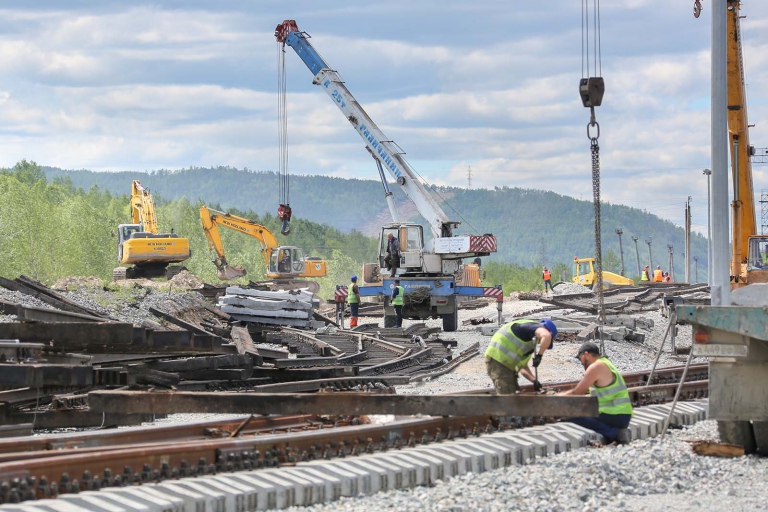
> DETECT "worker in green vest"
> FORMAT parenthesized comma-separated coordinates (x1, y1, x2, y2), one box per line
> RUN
(347, 275, 360, 328)
(559, 342, 633, 444)
(484, 318, 557, 394)
(391, 279, 405, 328)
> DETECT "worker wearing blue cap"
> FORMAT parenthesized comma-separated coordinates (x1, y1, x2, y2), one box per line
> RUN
(485, 318, 557, 394)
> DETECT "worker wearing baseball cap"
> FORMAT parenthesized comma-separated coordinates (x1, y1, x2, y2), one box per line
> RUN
(484, 318, 557, 394)
(641, 265, 650, 282)
(558, 342, 633, 444)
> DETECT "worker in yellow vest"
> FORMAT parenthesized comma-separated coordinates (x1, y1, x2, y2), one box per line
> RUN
(640, 265, 650, 282)
(653, 265, 663, 282)
(347, 275, 360, 328)
(391, 279, 405, 328)
(484, 318, 557, 394)
(559, 342, 633, 444)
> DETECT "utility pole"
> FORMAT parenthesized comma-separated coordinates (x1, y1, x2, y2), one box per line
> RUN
(668, 244, 674, 281)
(616, 228, 625, 276)
(632, 236, 640, 278)
(467, 166, 472, 189)
(703, 168, 712, 284)
(645, 237, 653, 270)
(694, 256, 699, 283)
(685, 196, 691, 283)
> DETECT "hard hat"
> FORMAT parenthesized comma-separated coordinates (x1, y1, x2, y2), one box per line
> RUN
(657, 265, 661, 269)
(539, 318, 558, 340)
(351, 275, 357, 282)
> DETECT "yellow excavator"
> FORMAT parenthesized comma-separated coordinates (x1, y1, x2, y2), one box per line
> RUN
(199, 206, 328, 293)
(572, 256, 634, 289)
(114, 180, 191, 280)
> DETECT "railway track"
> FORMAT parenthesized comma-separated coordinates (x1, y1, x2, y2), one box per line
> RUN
(0, 364, 709, 505)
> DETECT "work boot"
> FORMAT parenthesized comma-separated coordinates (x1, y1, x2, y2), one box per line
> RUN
(615, 428, 631, 445)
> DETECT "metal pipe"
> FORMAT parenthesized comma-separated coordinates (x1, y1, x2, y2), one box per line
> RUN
(632, 236, 641, 278)
(703, 168, 712, 285)
(711, 0, 730, 305)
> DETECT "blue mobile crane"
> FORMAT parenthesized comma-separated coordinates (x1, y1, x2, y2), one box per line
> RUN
(275, 20, 501, 331)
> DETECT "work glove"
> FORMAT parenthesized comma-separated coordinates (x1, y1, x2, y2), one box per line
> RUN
(532, 354, 542, 368)
(533, 380, 543, 392)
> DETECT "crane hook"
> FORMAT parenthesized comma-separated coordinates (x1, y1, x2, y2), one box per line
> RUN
(693, 0, 702, 19)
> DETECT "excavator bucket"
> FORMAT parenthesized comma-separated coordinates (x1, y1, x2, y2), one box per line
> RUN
(217, 264, 247, 281)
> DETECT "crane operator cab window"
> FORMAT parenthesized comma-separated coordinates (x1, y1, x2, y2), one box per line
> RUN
(277, 249, 292, 273)
(290, 248, 305, 273)
(748, 238, 768, 269)
(402, 226, 423, 252)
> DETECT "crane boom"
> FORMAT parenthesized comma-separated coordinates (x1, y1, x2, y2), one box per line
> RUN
(725, 1, 768, 285)
(275, 20, 491, 247)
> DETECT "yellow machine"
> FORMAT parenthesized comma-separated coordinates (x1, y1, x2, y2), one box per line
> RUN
(572, 257, 634, 289)
(726, 1, 768, 287)
(114, 180, 191, 280)
(199, 206, 328, 293)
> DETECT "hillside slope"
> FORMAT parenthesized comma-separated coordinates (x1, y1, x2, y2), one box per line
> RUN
(43, 166, 708, 278)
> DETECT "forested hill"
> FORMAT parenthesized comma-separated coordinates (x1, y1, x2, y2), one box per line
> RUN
(43, 166, 708, 275)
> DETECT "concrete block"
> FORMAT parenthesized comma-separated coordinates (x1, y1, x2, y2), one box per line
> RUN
(237, 471, 298, 509)
(388, 450, 445, 484)
(158, 480, 227, 512)
(510, 432, 550, 459)
(410, 445, 462, 480)
(37, 497, 124, 512)
(422, 444, 474, 475)
(299, 460, 367, 497)
(209, 474, 265, 511)
(342, 456, 397, 492)
(379, 452, 433, 486)
(548, 422, 599, 448)
(479, 325, 497, 336)
(259, 468, 323, 506)
(488, 433, 537, 464)
(287, 467, 342, 504)
(149, 483, 215, 512)
(100, 487, 184, 511)
(225, 472, 282, 510)
(521, 427, 572, 455)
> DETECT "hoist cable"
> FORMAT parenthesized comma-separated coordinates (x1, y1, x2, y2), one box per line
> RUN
(277, 44, 289, 206)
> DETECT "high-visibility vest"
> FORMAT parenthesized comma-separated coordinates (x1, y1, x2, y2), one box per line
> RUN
(653, 269, 663, 282)
(543, 270, 551, 281)
(590, 357, 633, 416)
(484, 319, 538, 371)
(347, 283, 359, 304)
(640, 271, 649, 281)
(392, 285, 405, 306)
(763, 252, 768, 264)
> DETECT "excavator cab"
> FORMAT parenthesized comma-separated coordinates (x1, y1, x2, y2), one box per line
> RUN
(269, 246, 306, 276)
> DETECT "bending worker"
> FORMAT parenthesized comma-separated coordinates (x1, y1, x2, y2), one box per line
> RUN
(484, 318, 557, 394)
(558, 342, 633, 445)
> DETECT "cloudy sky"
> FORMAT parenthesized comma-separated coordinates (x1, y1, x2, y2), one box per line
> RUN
(1, 1, 767, 235)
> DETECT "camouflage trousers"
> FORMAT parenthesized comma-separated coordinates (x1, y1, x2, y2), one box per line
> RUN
(485, 357, 520, 394)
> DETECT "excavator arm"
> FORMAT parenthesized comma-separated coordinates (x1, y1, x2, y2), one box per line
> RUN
(199, 206, 277, 280)
(131, 180, 160, 233)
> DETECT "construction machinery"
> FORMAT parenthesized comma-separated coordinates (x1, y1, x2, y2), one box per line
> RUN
(572, 256, 634, 289)
(275, 20, 500, 331)
(199, 206, 327, 293)
(726, 0, 768, 286)
(114, 180, 191, 280)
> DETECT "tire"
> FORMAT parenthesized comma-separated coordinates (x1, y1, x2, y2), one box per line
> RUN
(442, 300, 458, 332)
(384, 314, 397, 328)
(718, 420, 757, 454)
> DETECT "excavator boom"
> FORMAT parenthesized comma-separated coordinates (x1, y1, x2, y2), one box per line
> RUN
(199, 206, 328, 291)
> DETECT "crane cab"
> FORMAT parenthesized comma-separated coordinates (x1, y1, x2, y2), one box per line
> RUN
(742, 236, 768, 284)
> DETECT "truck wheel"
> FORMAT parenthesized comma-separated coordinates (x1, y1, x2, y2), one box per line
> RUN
(384, 315, 397, 328)
(718, 420, 757, 454)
